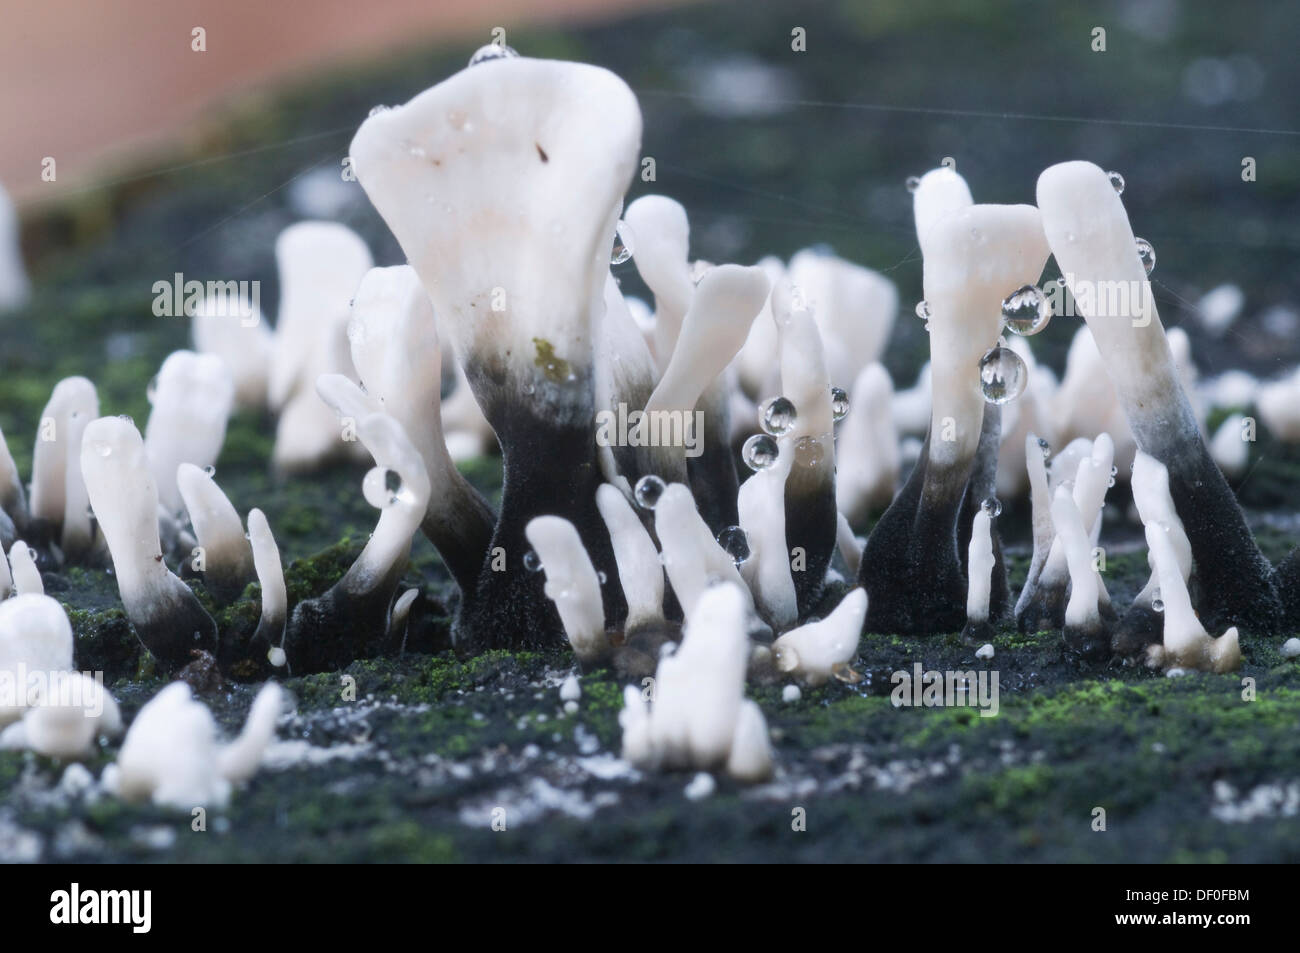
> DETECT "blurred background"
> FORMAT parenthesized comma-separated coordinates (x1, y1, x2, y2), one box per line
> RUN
(2, 0, 1299, 547)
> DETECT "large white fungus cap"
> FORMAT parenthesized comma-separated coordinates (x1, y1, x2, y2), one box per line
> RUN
(0, 594, 75, 726)
(525, 515, 608, 665)
(771, 588, 867, 686)
(620, 582, 772, 781)
(349, 57, 641, 422)
(144, 351, 235, 515)
(111, 681, 284, 810)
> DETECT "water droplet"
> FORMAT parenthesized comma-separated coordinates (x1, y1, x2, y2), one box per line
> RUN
(597, 570, 607, 585)
(362, 467, 402, 509)
(717, 526, 750, 564)
(203, 464, 216, 478)
(1107, 170, 1126, 194)
(1135, 237, 1156, 275)
(1107, 476, 1116, 487)
(116, 414, 133, 425)
(92, 441, 113, 458)
(978, 346, 1028, 404)
(469, 43, 519, 66)
(914, 299, 931, 321)
(742, 434, 779, 471)
(368, 105, 390, 118)
(830, 386, 849, 421)
(610, 219, 635, 265)
(981, 497, 1002, 518)
(905, 176, 921, 193)
(774, 644, 800, 673)
(523, 550, 542, 572)
(1152, 597, 1165, 613)
(634, 474, 666, 510)
(760, 396, 797, 435)
(1037, 437, 1051, 458)
(1000, 284, 1051, 336)
(268, 647, 287, 668)
(794, 435, 825, 468)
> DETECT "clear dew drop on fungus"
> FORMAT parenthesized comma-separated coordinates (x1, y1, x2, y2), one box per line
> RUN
(914, 299, 931, 321)
(1107, 170, 1125, 194)
(468, 43, 519, 66)
(1000, 283, 1052, 336)
(981, 496, 1003, 518)
(830, 386, 850, 421)
(978, 345, 1028, 405)
(368, 105, 390, 118)
(1038, 436, 1051, 458)
(633, 473, 666, 510)
(716, 525, 750, 565)
(760, 396, 797, 436)
(1135, 237, 1156, 276)
(742, 433, 779, 471)
(905, 175, 921, 193)
(362, 466, 404, 509)
(523, 549, 542, 572)
(610, 219, 635, 265)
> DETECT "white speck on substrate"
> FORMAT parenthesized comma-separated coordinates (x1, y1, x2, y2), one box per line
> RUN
(1281, 637, 1300, 659)
(782, 684, 802, 703)
(684, 772, 716, 800)
(976, 643, 995, 660)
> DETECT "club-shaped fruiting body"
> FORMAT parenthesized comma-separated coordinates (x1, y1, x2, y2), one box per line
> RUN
(346, 264, 495, 594)
(0, 183, 28, 312)
(28, 376, 98, 560)
(1257, 368, 1300, 442)
(526, 515, 608, 666)
(1143, 522, 1240, 673)
(737, 434, 797, 632)
(143, 351, 235, 518)
(1051, 326, 1135, 473)
(619, 582, 773, 781)
(1051, 486, 1110, 657)
(995, 336, 1058, 500)
(0, 672, 121, 760)
(837, 362, 899, 524)
(109, 681, 283, 810)
(595, 483, 664, 634)
(176, 463, 253, 601)
(268, 222, 374, 473)
(1037, 160, 1279, 633)
(350, 56, 640, 652)
(8, 540, 41, 594)
(1210, 413, 1250, 480)
(963, 507, 995, 640)
(80, 416, 217, 670)
(770, 278, 838, 613)
(0, 424, 27, 543)
(772, 588, 867, 686)
(654, 482, 757, 626)
(860, 183, 1049, 634)
(624, 195, 693, 368)
(191, 292, 274, 411)
(283, 412, 430, 670)
(246, 508, 287, 666)
(0, 593, 74, 726)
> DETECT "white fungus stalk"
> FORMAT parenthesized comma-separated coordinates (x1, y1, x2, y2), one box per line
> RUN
(1037, 159, 1278, 633)
(0, 594, 74, 726)
(620, 582, 772, 781)
(1050, 487, 1107, 644)
(996, 336, 1058, 500)
(836, 362, 899, 524)
(624, 195, 694, 368)
(346, 264, 495, 593)
(594, 275, 665, 490)
(965, 508, 994, 626)
(29, 376, 98, 552)
(246, 508, 287, 664)
(1013, 431, 1054, 622)
(525, 515, 608, 666)
(771, 588, 867, 686)
(595, 483, 664, 633)
(736, 436, 797, 632)
(1051, 327, 1135, 473)
(191, 292, 274, 411)
(144, 351, 235, 516)
(835, 511, 864, 578)
(176, 462, 254, 600)
(734, 255, 787, 400)
(111, 681, 283, 810)
(654, 482, 754, 623)
(787, 248, 898, 391)
(80, 416, 217, 669)
(8, 541, 41, 595)
(1144, 523, 1240, 673)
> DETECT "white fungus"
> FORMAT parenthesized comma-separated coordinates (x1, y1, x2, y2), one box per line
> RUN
(143, 351, 235, 516)
(8, 541, 41, 595)
(525, 515, 608, 666)
(771, 588, 867, 686)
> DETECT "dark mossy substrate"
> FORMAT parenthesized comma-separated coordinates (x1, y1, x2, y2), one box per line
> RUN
(4, 0, 1300, 862)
